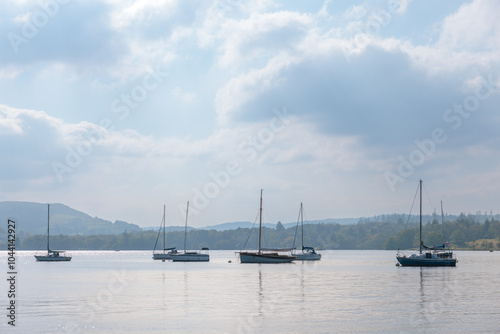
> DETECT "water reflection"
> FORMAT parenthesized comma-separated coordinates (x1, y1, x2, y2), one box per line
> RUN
(4, 250, 499, 333)
(409, 267, 459, 331)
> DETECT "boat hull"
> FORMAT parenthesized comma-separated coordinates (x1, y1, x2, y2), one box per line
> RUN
(294, 253, 321, 261)
(396, 256, 456, 267)
(239, 252, 296, 263)
(170, 252, 209, 262)
(35, 255, 72, 262)
(152, 252, 176, 260)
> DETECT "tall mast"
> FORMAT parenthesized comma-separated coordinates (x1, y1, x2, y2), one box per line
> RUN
(163, 204, 166, 251)
(184, 201, 189, 253)
(258, 189, 263, 254)
(300, 202, 304, 250)
(419, 179, 422, 254)
(47, 204, 50, 252)
(441, 200, 447, 248)
(440, 200, 444, 236)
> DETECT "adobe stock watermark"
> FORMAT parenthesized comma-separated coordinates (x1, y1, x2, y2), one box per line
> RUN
(181, 107, 292, 217)
(385, 74, 498, 191)
(7, 0, 70, 54)
(230, 287, 279, 334)
(52, 66, 168, 183)
(63, 269, 129, 333)
(340, 0, 406, 63)
(406, 276, 461, 332)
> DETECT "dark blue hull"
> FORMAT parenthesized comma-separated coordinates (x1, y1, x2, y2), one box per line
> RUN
(396, 256, 456, 267)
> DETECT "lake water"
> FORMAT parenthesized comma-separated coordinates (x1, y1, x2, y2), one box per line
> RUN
(1, 250, 500, 333)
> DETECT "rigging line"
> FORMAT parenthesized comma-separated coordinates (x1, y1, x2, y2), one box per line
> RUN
(152, 211, 164, 252)
(400, 181, 421, 249)
(241, 210, 260, 250)
(441, 201, 447, 244)
(292, 204, 301, 248)
(35, 232, 45, 251)
(422, 182, 437, 218)
(260, 200, 280, 228)
(303, 204, 308, 240)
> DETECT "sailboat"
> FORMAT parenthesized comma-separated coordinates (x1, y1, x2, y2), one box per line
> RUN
(396, 180, 457, 267)
(34, 204, 72, 262)
(239, 190, 296, 263)
(292, 203, 321, 261)
(170, 201, 210, 262)
(152, 205, 177, 260)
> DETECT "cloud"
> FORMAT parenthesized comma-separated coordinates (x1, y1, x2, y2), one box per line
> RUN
(437, 0, 500, 52)
(215, 10, 313, 68)
(1, 1, 124, 66)
(1, 0, 500, 225)
(213, 0, 500, 154)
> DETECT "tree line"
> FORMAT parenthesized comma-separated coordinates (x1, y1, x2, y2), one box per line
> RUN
(5, 214, 500, 251)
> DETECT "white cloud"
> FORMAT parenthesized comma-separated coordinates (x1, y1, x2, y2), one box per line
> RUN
(342, 5, 367, 21)
(215, 54, 298, 124)
(2, 0, 500, 226)
(437, 0, 500, 51)
(210, 10, 313, 68)
(403, 0, 500, 75)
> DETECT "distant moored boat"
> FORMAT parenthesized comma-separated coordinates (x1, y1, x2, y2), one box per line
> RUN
(170, 201, 210, 262)
(396, 180, 456, 267)
(34, 204, 72, 262)
(292, 203, 321, 261)
(152, 204, 177, 260)
(238, 189, 296, 263)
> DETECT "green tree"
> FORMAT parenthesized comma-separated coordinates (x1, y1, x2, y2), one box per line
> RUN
(276, 221, 285, 231)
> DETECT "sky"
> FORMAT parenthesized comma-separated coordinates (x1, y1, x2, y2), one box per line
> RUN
(1, 0, 500, 228)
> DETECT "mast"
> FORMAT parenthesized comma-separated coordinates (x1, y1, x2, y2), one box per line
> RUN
(258, 189, 263, 254)
(300, 202, 304, 250)
(419, 179, 422, 254)
(162, 204, 166, 252)
(47, 204, 50, 252)
(441, 200, 445, 238)
(184, 201, 189, 253)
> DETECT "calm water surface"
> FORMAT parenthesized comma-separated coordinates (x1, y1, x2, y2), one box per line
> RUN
(1, 250, 499, 333)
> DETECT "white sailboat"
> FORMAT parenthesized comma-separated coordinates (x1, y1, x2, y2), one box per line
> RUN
(170, 201, 210, 262)
(34, 204, 72, 262)
(239, 190, 296, 263)
(152, 205, 177, 260)
(292, 203, 321, 261)
(396, 180, 457, 267)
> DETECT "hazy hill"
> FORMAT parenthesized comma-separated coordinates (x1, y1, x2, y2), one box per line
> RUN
(142, 225, 197, 232)
(0, 201, 141, 235)
(198, 221, 277, 231)
(2, 201, 498, 238)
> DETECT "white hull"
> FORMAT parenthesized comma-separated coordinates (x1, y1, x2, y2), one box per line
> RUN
(239, 252, 296, 263)
(294, 252, 321, 261)
(35, 255, 71, 262)
(171, 252, 209, 262)
(152, 251, 177, 260)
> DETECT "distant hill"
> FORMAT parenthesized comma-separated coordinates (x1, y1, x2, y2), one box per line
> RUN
(2, 201, 498, 237)
(198, 221, 276, 231)
(142, 225, 197, 232)
(0, 201, 142, 236)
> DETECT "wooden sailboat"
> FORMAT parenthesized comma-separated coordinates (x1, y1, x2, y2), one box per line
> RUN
(34, 204, 72, 262)
(239, 190, 296, 263)
(152, 205, 177, 260)
(170, 201, 210, 262)
(292, 203, 321, 261)
(396, 180, 456, 267)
